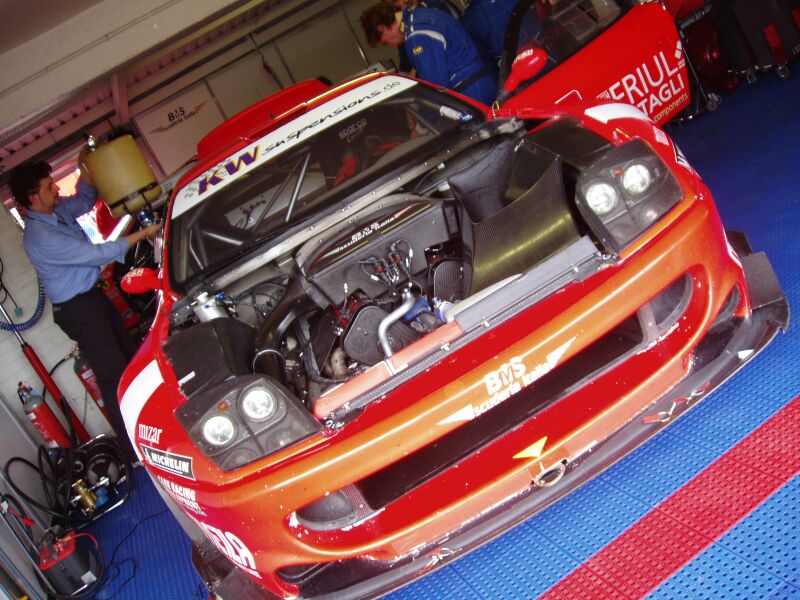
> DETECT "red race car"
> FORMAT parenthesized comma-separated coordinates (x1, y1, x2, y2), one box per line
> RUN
(120, 70, 787, 599)
(500, 0, 693, 123)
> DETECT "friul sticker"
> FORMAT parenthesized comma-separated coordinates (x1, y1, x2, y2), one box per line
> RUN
(598, 44, 688, 122)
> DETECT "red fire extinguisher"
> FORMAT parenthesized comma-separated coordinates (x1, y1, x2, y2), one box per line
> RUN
(72, 349, 110, 423)
(18, 382, 71, 448)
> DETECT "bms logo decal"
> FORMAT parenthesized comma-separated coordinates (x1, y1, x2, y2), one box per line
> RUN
(141, 444, 194, 480)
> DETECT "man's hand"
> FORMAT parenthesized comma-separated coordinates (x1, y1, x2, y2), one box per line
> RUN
(78, 145, 94, 186)
(125, 223, 162, 249)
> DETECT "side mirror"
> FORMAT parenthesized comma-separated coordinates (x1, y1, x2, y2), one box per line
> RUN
(121, 267, 161, 294)
(500, 47, 549, 100)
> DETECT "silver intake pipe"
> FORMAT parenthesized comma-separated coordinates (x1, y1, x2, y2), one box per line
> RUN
(379, 291, 416, 358)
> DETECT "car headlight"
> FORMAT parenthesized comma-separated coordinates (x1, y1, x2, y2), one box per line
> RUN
(621, 163, 652, 195)
(241, 387, 276, 422)
(584, 181, 619, 215)
(202, 414, 237, 447)
(176, 374, 321, 471)
(576, 139, 683, 253)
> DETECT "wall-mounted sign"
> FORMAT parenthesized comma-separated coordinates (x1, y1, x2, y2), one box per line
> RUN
(134, 82, 224, 175)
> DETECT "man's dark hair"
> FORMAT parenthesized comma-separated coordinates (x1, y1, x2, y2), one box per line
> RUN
(360, 2, 398, 47)
(8, 161, 52, 208)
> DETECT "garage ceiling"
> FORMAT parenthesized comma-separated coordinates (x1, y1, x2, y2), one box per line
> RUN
(0, 0, 295, 176)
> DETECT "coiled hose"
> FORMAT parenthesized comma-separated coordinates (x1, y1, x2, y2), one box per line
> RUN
(0, 279, 45, 332)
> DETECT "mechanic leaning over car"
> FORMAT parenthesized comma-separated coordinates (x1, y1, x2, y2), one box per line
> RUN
(460, 0, 519, 70)
(387, 0, 463, 74)
(360, 1, 497, 105)
(9, 149, 161, 463)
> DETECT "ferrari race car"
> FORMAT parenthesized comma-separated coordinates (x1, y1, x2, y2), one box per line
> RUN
(500, 0, 694, 123)
(119, 69, 787, 599)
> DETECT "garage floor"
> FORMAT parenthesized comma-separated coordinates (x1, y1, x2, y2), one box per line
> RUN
(84, 69, 800, 600)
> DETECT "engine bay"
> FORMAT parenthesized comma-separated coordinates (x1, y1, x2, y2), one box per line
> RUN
(164, 119, 612, 419)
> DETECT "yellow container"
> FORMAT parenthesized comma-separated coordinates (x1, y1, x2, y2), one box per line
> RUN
(81, 135, 162, 218)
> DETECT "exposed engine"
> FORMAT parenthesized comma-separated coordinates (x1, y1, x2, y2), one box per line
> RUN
(165, 121, 612, 415)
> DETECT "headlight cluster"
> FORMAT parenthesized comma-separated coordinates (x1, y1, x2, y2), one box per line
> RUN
(576, 139, 683, 253)
(176, 374, 321, 471)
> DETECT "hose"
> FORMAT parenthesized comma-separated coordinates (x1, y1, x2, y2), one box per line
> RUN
(0, 279, 46, 332)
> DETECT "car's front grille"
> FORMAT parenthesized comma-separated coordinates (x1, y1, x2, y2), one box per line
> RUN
(355, 311, 644, 509)
(293, 274, 693, 528)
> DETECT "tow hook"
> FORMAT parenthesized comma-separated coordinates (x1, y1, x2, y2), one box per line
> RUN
(642, 387, 706, 424)
(533, 460, 567, 488)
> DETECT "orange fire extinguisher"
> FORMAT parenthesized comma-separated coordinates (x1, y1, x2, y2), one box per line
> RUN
(18, 382, 70, 448)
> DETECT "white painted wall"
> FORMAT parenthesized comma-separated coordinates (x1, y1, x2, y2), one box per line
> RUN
(0, 209, 111, 444)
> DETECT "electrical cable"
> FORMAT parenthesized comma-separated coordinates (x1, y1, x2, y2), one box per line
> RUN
(88, 508, 168, 600)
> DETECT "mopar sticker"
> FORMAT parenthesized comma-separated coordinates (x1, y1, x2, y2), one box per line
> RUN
(141, 444, 194, 480)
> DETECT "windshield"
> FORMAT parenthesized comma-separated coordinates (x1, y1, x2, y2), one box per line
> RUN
(168, 76, 483, 288)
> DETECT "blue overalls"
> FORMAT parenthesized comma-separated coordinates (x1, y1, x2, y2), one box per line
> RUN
(398, 0, 461, 73)
(461, 0, 518, 63)
(401, 6, 497, 105)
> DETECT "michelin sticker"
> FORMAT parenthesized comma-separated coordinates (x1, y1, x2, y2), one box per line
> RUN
(172, 76, 417, 218)
(141, 444, 195, 480)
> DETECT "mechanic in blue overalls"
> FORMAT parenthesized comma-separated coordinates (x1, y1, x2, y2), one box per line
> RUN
(391, 0, 463, 74)
(460, 0, 519, 69)
(360, 2, 497, 105)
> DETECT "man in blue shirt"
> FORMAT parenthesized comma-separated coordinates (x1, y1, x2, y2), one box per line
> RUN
(9, 152, 160, 462)
(361, 2, 497, 105)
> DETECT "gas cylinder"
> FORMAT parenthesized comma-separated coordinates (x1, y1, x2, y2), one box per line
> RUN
(18, 382, 70, 448)
(80, 135, 162, 222)
(72, 350, 110, 423)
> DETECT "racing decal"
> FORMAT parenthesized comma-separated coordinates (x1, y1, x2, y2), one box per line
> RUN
(597, 47, 687, 121)
(120, 360, 164, 461)
(653, 127, 670, 147)
(584, 103, 651, 125)
(673, 142, 695, 174)
(173, 76, 417, 218)
(137, 424, 162, 445)
(193, 519, 261, 579)
(438, 340, 573, 425)
(155, 475, 206, 516)
(140, 444, 195, 480)
(339, 118, 367, 142)
(513, 436, 547, 460)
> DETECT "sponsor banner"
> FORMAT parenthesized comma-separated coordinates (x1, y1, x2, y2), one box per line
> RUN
(134, 82, 225, 175)
(141, 444, 194, 480)
(156, 476, 206, 516)
(172, 75, 417, 219)
(190, 517, 262, 579)
(597, 46, 687, 122)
